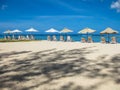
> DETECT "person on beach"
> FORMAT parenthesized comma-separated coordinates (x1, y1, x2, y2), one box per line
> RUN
(7, 36, 11, 40)
(52, 35, 57, 41)
(60, 36, 64, 41)
(87, 36, 93, 43)
(110, 37, 117, 44)
(47, 35, 51, 41)
(81, 38, 86, 43)
(101, 37, 106, 44)
(67, 36, 72, 42)
(4, 36, 7, 40)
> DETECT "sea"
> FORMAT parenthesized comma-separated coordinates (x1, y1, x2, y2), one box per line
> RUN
(0, 34, 120, 43)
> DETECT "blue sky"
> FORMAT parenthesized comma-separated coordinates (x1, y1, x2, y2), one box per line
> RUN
(0, 0, 120, 34)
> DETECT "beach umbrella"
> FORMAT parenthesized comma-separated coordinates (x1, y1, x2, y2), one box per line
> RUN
(25, 28, 38, 40)
(12, 29, 22, 40)
(60, 28, 73, 33)
(78, 27, 96, 40)
(100, 27, 118, 34)
(100, 27, 118, 43)
(78, 27, 96, 34)
(60, 28, 73, 36)
(12, 29, 22, 33)
(45, 28, 59, 33)
(3, 30, 13, 34)
(3, 30, 13, 40)
(60, 28, 73, 41)
(45, 28, 59, 41)
(26, 28, 38, 32)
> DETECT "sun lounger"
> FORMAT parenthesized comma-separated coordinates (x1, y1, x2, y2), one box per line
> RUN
(60, 36, 64, 41)
(47, 35, 51, 41)
(21, 36, 26, 40)
(18, 35, 21, 40)
(7, 36, 11, 40)
(67, 36, 72, 42)
(101, 37, 106, 44)
(87, 37, 93, 43)
(30, 35, 34, 40)
(110, 37, 117, 44)
(12, 35, 15, 40)
(52, 35, 57, 41)
(81, 38, 86, 43)
(26, 35, 30, 40)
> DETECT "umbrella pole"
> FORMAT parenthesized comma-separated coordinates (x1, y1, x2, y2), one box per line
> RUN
(66, 33, 67, 41)
(87, 33, 88, 41)
(108, 34, 110, 43)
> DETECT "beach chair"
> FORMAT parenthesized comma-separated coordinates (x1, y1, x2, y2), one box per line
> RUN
(18, 35, 21, 40)
(60, 36, 64, 41)
(4, 36, 7, 40)
(110, 37, 117, 44)
(67, 36, 72, 42)
(87, 37, 93, 43)
(7, 36, 11, 40)
(12, 35, 15, 40)
(81, 38, 86, 43)
(52, 35, 57, 41)
(47, 35, 51, 41)
(21, 36, 26, 40)
(26, 35, 30, 40)
(101, 37, 106, 44)
(30, 35, 34, 40)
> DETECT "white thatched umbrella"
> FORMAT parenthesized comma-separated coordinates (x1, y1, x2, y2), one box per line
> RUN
(78, 27, 96, 40)
(3, 30, 13, 34)
(45, 28, 59, 41)
(45, 28, 59, 33)
(3, 30, 13, 39)
(12, 29, 22, 40)
(100, 27, 118, 43)
(26, 28, 38, 32)
(12, 29, 22, 33)
(25, 28, 39, 40)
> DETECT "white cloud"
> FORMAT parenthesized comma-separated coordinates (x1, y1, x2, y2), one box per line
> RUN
(1, 5, 8, 10)
(111, 0, 120, 12)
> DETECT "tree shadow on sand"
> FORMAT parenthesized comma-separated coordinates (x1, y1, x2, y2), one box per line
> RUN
(0, 51, 31, 59)
(0, 47, 120, 90)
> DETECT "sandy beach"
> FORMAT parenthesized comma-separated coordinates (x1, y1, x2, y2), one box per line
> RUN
(0, 41, 120, 90)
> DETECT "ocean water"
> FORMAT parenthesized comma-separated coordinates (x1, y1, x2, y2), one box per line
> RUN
(0, 34, 120, 43)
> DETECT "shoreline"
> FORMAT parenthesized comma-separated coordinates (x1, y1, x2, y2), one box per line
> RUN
(0, 40, 120, 44)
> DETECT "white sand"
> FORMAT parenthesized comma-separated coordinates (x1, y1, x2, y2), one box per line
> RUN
(0, 41, 120, 90)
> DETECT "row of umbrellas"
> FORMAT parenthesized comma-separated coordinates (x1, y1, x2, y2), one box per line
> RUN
(46, 27, 118, 34)
(3, 27, 118, 34)
(3, 28, 38, 34)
